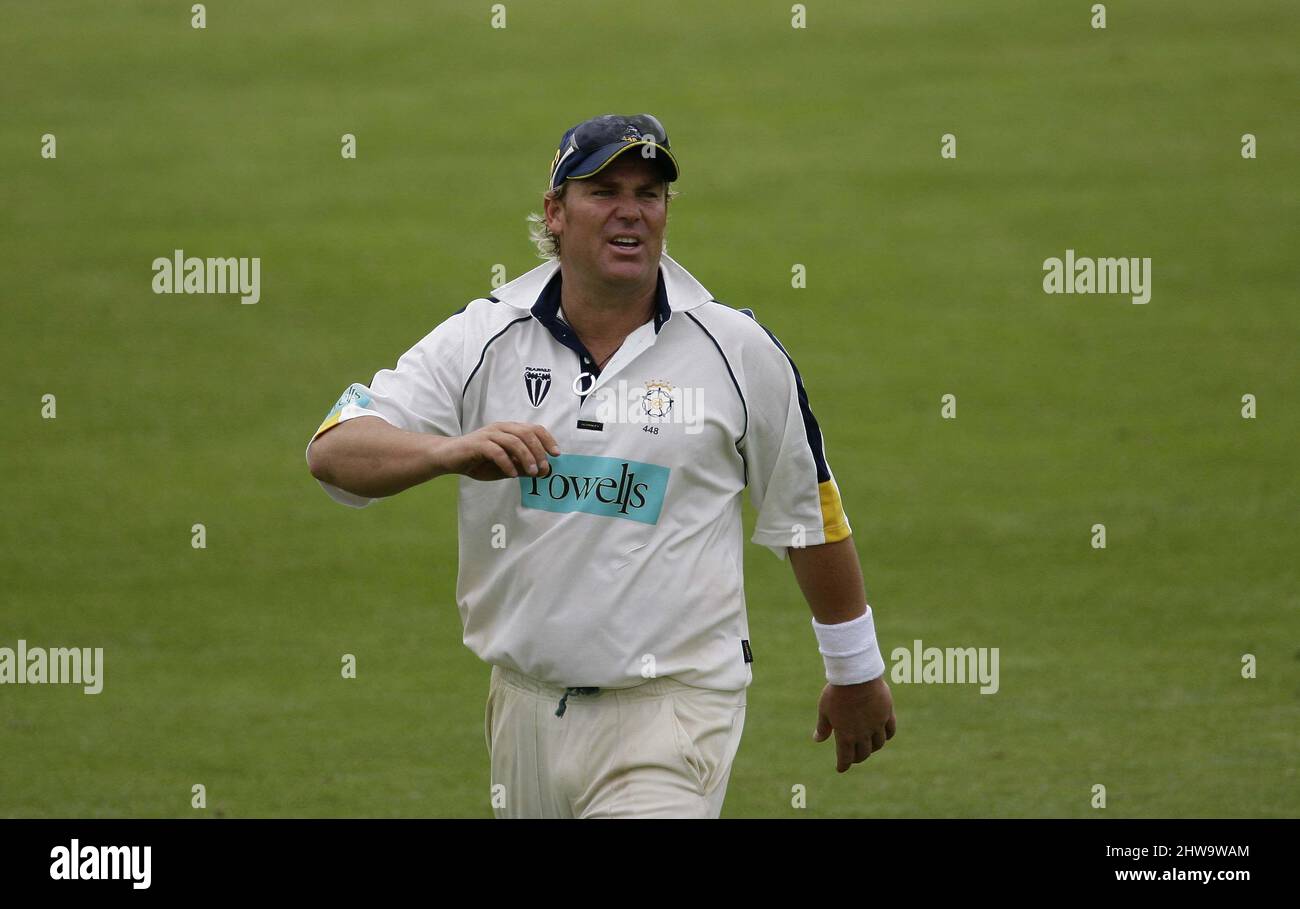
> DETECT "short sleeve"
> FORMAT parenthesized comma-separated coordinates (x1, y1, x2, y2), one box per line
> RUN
(306, 312, 466, 508)
(740, 322, 852, 560)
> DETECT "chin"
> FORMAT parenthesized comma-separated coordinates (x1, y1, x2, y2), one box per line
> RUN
(600, 258, 651, 282)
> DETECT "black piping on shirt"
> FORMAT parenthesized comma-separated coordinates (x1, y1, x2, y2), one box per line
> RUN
(462, 315, 533, 400)
(684, 306, 749, 484)
(742, 310, 833, 485)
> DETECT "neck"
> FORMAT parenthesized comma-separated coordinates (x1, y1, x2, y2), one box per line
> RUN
(557, 264, 657, 345)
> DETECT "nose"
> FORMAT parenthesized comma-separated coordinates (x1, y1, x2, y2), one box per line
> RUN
(613, 191, 641, 223)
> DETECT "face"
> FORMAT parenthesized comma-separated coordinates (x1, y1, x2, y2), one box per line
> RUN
(544, 153, 668, 290)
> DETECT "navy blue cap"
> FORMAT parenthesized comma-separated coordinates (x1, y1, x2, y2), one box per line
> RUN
(548, 113, 679, 191)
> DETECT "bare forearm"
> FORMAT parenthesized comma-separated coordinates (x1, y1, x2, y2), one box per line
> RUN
(787, 536, 868, 624)
(307, 416, 453, 498)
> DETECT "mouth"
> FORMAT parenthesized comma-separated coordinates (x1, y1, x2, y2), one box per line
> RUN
(607, 235, 643, 255)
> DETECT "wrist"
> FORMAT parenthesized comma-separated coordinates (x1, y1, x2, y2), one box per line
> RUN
(812, 606, 885, 686)
(425, 435, 458, 479)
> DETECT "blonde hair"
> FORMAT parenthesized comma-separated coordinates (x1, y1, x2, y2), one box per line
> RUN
(527, 181, 679, 260)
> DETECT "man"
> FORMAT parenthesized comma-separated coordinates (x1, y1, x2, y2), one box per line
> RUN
(306, 113, 896, 818)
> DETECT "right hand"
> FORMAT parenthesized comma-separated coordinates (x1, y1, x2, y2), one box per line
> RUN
(812, 676, 897, 773)
(440, 422, 561, 481)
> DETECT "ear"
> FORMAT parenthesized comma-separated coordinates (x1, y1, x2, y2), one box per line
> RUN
(543, 191, 565, 236)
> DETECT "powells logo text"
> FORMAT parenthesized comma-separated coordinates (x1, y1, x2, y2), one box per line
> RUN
(519, 453, 669, 525)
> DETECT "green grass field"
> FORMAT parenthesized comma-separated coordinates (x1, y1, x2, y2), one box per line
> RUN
(1, 0, 1296, 817)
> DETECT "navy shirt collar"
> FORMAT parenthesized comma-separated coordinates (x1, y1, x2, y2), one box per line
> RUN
(530, 267, 672, 341)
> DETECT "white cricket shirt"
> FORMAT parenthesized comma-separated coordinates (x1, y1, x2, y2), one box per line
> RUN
(307, 254, 851, 691)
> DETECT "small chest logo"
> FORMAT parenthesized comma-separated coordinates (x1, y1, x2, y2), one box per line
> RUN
(524, 366, 552, 408)
(641, 380, 674, 419)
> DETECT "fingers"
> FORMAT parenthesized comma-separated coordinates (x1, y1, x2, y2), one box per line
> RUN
(835, 729, 856, 773)
(515, 429, 553, 477)
(482, 441, 517, 478)
(496, 423, 561, 476)
(812, 711, 832, 743)
(835, 732, 886, 773)
(459, 423, 561, 481)
(531, 424, 561, 457)
(489, 431, 539, 477)
(824, 724, 892, 773)
(854, 738, 872, 765)
(814, 689, 898, 772)
(868, 711, 897, 755)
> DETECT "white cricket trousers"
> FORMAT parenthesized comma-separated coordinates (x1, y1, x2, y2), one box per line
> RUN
(485, 665, 747, 819)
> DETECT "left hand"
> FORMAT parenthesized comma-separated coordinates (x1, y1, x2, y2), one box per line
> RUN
(813, 676, 897, 773)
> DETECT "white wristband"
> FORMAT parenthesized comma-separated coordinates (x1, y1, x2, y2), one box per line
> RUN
(812, 606, 885, 685)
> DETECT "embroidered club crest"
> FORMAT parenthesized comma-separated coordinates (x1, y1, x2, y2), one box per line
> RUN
(524, 366, 552, 408)
(641, 380, 674, 419)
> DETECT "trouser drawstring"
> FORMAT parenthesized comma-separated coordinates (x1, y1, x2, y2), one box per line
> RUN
(555, 686, 600, 717)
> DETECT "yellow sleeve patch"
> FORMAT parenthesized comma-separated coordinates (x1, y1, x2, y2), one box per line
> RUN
(311, 384, 374, 443)
(312, 411, 342, 442)
(818, 479, 852, 543)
